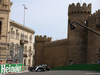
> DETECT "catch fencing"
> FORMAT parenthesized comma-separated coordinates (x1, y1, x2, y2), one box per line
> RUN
(0, 42, 23, 63)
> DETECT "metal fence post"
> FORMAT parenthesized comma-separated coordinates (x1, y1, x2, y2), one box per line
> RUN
(19, 45, 24, 63)
(12, 44, 14, 62)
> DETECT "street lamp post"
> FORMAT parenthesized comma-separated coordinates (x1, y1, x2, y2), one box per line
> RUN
(19, 5, 27, 64)
(23, 5, 27, 27)
(20, 4, 27, 69)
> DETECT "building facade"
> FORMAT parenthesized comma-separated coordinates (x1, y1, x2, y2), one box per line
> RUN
(0, 0, 35, 69)
(0, 0, 12, 63)
(35, 3, 100, 68)
(10, 20, 35, 69)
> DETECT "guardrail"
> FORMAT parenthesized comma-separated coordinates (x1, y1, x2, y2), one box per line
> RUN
(0, 64, 24, 74)
(51, 64, 100, 71)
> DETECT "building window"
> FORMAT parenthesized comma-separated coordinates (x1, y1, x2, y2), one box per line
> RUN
(16, 33, 19, 39)
(29, 46, 31, 56)
(16, 30, 19, 39)
(0, 21, 2, 35)
(29, 35, 32, 43)
(24, 46, 27, 53)
(21, 34, 24, 40)
(11, 31, 15, 38)
(29, 59, 30, 65)
(25, 35, 28, 40)
(11, 28, 15, 38)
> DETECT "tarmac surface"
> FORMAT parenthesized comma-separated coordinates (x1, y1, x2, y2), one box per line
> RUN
(2, 70, 100, 75)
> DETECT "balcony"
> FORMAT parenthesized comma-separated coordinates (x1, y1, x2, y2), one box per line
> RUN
(23, 54, 27, 57)
(20, 39, 28, 44)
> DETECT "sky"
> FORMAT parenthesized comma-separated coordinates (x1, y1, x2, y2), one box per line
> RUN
(10, 0, 100, 41)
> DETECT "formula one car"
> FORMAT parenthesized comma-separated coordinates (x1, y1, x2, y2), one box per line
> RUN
(28, 64, 50, 72)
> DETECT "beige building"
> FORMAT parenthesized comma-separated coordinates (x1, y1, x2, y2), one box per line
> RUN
(9, 20, 35, 69)
(0, 0, 35, 69)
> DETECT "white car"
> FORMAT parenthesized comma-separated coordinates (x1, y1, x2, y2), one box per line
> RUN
(35, 65, 45, 72)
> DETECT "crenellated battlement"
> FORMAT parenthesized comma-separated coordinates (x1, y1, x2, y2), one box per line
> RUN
(44, 39, 67, 47)
(0, 0, 13, 11)
(35, 35, 52, 43)
(96, 9, 100, 14)
(95, 9, 100, 29)
(68, 3, 91, 15)
(89, 9, 100, 19)
(88, 9, 100, 22)
(88, 14, 96, 20)
(95, 9, 100, 18)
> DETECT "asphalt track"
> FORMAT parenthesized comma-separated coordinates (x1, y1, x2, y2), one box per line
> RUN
(4, 70, 100, 75)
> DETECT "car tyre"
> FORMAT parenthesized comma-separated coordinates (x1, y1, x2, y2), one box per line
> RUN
(37, 68, 44, 72)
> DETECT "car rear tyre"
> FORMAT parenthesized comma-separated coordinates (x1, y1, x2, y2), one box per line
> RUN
(37, 69, 44, 72)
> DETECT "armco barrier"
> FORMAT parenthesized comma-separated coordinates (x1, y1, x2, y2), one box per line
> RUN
(51, 64, 100, 71)
(0, 64, 24, 74)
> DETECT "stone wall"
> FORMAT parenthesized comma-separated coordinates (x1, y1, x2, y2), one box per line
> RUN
(35, 3, 100, 68)
(87, 10, 100, 63)
(42, 39, 68, 68)
(35, 35, 52, 66)
(35, 35, 68, 68)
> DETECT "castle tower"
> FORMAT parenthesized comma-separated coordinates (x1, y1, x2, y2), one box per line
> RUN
(0, 0, 12, 42)
(87, 10, 100, 63)
(67, 3, 91, 64)
(96, 10, 100, 30)
(35, 35, 52, 66)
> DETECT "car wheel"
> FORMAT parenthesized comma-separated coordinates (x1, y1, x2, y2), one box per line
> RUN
(38, 69, 41, 71)
(38, 69, 44, 72)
